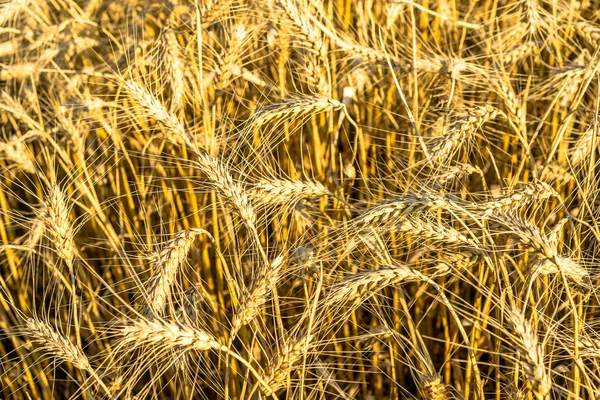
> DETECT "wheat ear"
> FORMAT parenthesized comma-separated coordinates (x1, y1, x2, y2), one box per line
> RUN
(116, 318, 276, 398)
(262, 334, 315, 396)
(161, 22, 185, 111)
(43, 183, 76, 272)
(248, 178, 330, 206)
(144, 230, 199, 317)
(427, 104, 501, 164)
(232, 256, 284, 332)
(507, 308, 552, 400)
(194, 152, 255, 226)
(24, 317, 112, 396)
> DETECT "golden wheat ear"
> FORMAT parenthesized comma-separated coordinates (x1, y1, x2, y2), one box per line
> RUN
(17, 317, 113, 397)
(506, 308, 553, 400)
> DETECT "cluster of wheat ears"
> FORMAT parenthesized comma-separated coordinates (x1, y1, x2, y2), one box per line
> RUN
(2, 0, 600, 399)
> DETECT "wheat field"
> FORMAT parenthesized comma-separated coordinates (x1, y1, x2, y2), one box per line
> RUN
(1, 0, 600, 399)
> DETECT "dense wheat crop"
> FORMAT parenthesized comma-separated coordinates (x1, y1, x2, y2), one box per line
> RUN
(2, 0, 600, 398)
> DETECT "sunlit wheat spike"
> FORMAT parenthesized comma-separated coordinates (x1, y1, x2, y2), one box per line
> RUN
(576, 21, 600, 44)
(0, 134, 35, 173)
(0, 0, 29, 27)
(251, 94, 344, 128)
(194, 152, 255, 225)
(161, 23, 185, 111)
(212, 22, 265, 90)
(324, 264, 422, 306)
(535, 162, 574, 184)
(199, 0, 234, 28)
(506, 308, 552, 400)
(357, 325, 395, 349)
(501, 41, 536, 65)
(0, 40, 16, 57)
(0, 91, 43, 131)
(232, 256, 284, 331)
(492, 212, 557, 258)
(421, 374, 448, 400)
(521, 0, 546, 35)
(0, 62, 38, 81)
(122, 79, 192, 146)
(569, 125, 597, 167)
(551, 50, 590, 109)
(427, 104, 502, 163)
(355, 192, 448, 227)
(478, 181, 558, 216)
(491, 79, 524, 126)
(431, 163, 480, 187)
(396, 217, 477, 246)
(43, 183, 76, 270)
(249, 178, 330, 206)
(114, 318, 274, 396)
(531, 256, 588, 284)
(118, 318, 222, 351)
(313, 18, 404, 68)
(145, 230, 200, 317)
(275, 0, 324, 58)
(24, 317, 90, 371)
(27, 207, 46, 249)
(263, 334, 314, 396)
